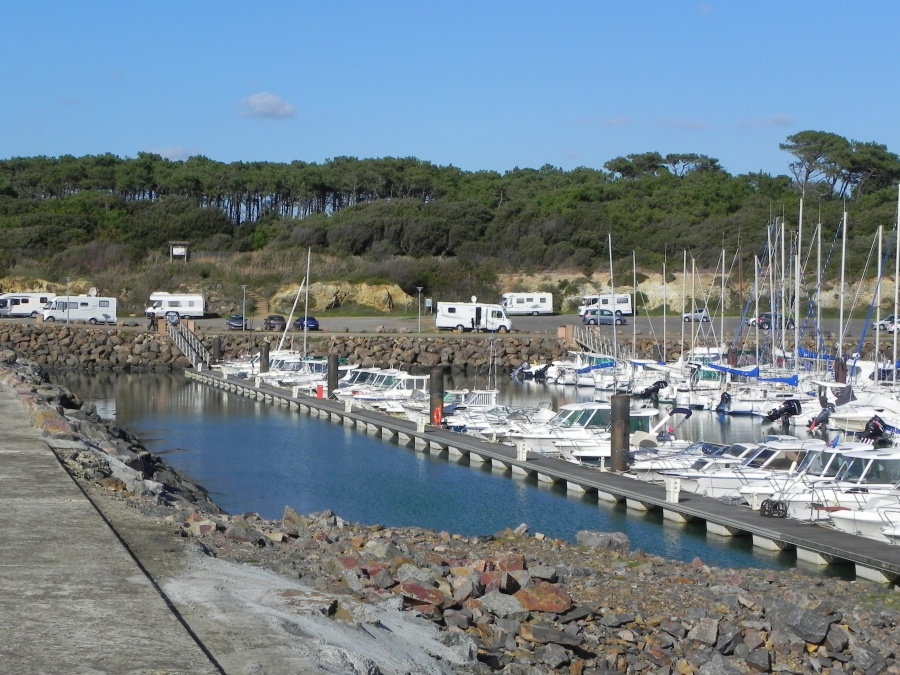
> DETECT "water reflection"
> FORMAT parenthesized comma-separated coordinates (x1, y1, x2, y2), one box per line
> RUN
(47, 370, 844, 575)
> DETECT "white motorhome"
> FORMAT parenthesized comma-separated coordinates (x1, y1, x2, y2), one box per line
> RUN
(42, 295, 117, 325)
(0, 292, 56, 318)
(435, 300, 512, 332)
(145, 292, 206, 319)
(501, 292, 554, 316)
(576, 293, 633, 317)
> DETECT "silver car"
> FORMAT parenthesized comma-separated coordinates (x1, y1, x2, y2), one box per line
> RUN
(582, 308, 626, 326)
(682, 308, 710, 322)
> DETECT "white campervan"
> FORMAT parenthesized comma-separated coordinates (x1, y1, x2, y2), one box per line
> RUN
(576, 294, 633, 317)
(0, 292, 56, 318)
(145, 292, 206, 320)
(42, 295, 117, 324)
(435, 300, 512, 332)
(501, 292, 554, 316)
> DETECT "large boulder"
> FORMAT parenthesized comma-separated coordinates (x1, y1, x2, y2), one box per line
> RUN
(575, 530, 630, 552)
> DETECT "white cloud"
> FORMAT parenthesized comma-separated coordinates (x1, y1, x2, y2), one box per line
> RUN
(239, 92, 295, 119)
(735, 115, 793, 129)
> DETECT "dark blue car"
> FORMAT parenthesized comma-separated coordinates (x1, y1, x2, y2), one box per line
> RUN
(293, 316, 320, 331)
(225, 314, 248, 330)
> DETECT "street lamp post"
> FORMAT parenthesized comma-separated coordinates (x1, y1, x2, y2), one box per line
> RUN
(416, 287, 423, 334)
(65, 277, 71, 323)
(241, 285, 247, 332)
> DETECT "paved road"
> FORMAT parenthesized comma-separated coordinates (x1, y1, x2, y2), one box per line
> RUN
(199, 313, 877, 341)
(7, 313, 884, 341)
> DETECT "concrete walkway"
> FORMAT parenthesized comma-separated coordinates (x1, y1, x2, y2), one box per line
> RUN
(0, 384, 220, 674)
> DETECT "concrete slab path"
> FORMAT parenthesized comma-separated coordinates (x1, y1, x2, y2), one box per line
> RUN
(0, 383, 221, 675)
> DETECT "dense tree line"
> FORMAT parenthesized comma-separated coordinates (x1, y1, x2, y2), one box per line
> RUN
(1, 130, 899, 301)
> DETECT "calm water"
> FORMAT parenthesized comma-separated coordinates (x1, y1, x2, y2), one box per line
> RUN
(49, 371, 842, 575)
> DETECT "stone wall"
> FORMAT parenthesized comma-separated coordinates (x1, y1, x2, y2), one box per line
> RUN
(0, 325, 574, 373)
(0, 323, 880, 373)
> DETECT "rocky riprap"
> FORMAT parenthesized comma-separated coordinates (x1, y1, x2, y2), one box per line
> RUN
(0, 323, 574, 373)
(1, 322, 881, 377)
(0, 351, 219, 514)
(162, 506, 900, 675)
(3, 350, 900, 674)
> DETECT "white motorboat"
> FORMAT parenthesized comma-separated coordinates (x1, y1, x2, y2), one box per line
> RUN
(778, 445, 900, 521)
(736, 440, 873, 512)
(628, 440, 738, 483)
(826, 489, 900, 543)
(552, 408, 662, 467)
(212, 349, 301, 377)
(505, 401, 616, 456)
(660, 437, 827, 499)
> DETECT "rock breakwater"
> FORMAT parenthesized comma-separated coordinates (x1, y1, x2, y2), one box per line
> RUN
(0, 323, 881, 375)
(0, 324, 573, 373)
(0, 350, 218, 513)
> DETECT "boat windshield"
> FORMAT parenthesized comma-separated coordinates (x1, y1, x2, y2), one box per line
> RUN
(551, 407, 611, 428)
(795, 450, 842, 477)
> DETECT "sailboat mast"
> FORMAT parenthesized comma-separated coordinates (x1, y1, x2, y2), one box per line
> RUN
(303, 247, 311, 357)
(839, 211, 847, 359)
(754, 254, 760, 367)
(608, 233, 617, 359)
(876, 225, 882, 377)
(817, 217, 823, 372)
(794, 250, 801, 381)
(681, 251, 687, 375)
(719, 246, 730, 354)
(662, 259, 667, 362)
(894, 184, 900, 387)
(632, 251, 637, 350)
(278, 277, 306, 352)
(796, 200, 803, 376)
(780, 215, 786, 344)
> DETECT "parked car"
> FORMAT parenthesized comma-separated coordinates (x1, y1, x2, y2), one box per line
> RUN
(293, 316, 320, 331)
(225, 314, 248, 330)
(582, 308, 626, 326)
(877, 315, 897, 331)
(262, 314, 287, 331)
(753, 312, 795, 330)
(682, 308, 710, 322)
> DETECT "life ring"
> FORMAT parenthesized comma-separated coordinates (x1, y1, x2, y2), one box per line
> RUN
(432, 406, 442, 426)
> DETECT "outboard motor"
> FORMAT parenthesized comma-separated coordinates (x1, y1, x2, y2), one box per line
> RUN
(715, 391, 732, 412)
(764, 399, 802, 422)
(862, 415, 887, 442)
(807, 404, 835, 432)
(636, 380, 668, 400)
(533, 363, 550, 383)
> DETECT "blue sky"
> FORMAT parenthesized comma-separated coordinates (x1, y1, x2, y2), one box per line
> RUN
(2, 1, 896, 178)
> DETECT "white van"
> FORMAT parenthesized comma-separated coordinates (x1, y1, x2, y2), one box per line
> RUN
(435, 301, 512, 332)
(145, 292, 206, 319)
(42, 295, 117, 325)
(501, 292, 554, 316)
(0, 292, 57, 318)
(576, 294, 633, 317)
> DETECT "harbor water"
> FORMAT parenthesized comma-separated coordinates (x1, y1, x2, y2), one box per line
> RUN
(50, 370, 845, 575)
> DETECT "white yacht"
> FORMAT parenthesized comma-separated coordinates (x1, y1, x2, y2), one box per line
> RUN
(660, 437, 827, 499)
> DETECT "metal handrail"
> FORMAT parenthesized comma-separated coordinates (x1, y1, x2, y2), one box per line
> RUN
(166, 322, 212, 368)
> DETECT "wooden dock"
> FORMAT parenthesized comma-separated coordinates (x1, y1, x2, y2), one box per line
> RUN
(186, 369, 900, 584)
